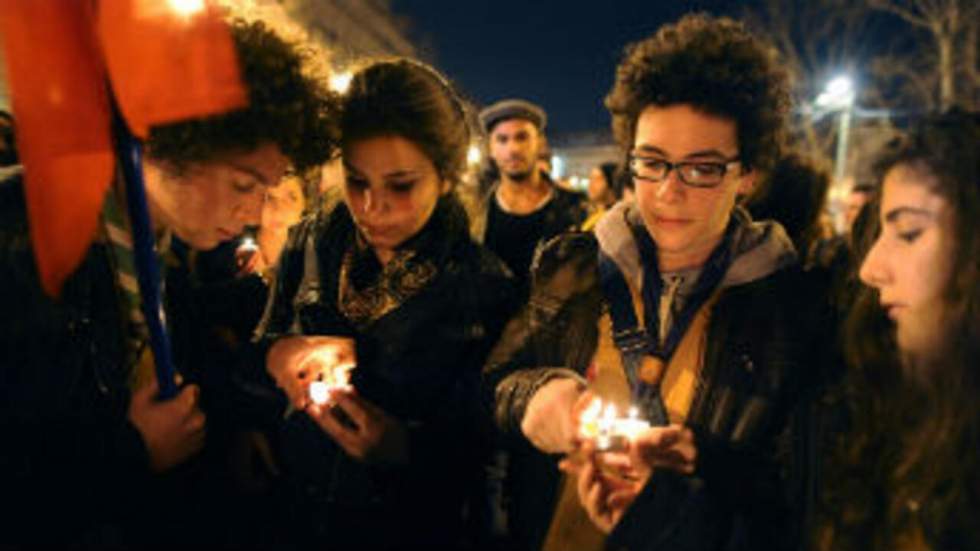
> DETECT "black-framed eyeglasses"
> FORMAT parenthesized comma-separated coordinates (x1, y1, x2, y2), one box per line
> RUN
(628, 152, 742, 189)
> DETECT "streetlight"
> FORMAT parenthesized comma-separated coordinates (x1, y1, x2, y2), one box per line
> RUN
(815, 75, 856, 186)
(815, 75, 856, 234)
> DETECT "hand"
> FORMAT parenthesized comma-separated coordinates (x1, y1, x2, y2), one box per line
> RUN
(128, 378, 206, 473)
(560, 440, 642, 534)
(266, 336, 356, 410)
(611, 424, 697, 485)
(306, 389, 409, 466)
(587, 424, 696, 492)
(559, 424, 696, 534)
(521, 379, 591, 454)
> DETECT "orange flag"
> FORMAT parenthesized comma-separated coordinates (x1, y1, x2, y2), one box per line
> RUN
(97, 0, 246, 138)
(0, 0, 246, 296)
(0, 1, 114, 298)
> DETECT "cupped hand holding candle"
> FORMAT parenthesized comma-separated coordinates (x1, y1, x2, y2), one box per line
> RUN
(563, 418, 696, 535)
(630, 424, 697, 475)
(266, 335, 356, 410)
(595, 424, 697, 487)
(571, 446, 642, 534)
(307, 387, 409, 466)
(307, 357, 355, 406)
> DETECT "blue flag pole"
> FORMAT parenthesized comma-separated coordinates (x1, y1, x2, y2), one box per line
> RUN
(111, 99, 179, 400)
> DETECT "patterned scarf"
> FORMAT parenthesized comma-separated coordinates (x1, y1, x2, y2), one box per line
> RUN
(336, 195, 467, 330)
(337, 235, 437, 330)
(100, 187, 171, 388)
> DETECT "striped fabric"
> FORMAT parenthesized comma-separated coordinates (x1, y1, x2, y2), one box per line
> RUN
(100, 189, 151, 387)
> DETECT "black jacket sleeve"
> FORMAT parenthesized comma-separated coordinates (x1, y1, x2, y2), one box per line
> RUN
(482, 232, 602, 438)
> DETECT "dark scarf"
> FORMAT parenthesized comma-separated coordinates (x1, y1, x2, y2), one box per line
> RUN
(629, 214, 738, 364)
(337, 194, 470, 330)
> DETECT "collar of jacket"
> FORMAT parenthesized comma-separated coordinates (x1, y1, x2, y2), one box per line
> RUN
(594, 200, 797, 294)
(332, 192, 472, 279)
(469, 169, 559, 243)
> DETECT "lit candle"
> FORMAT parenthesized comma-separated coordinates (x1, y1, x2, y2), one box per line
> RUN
(578, 398, 651, 452)
(309, 380, 331, 405)
(578, 397, 604, 439)
(613, 407, 651, 441)
(302, 350, 355, 406)
(238, 235, 258, 252)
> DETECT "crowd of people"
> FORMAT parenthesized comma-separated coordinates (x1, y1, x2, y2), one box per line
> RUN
(0, 9, 977, 551)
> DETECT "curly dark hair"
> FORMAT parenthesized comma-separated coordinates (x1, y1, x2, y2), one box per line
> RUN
(747, 151, 829, 253)
(605, 14, 790, 173)
(146, 19, 341, 172)
(339, 59, 470, 187)
(816, 111, 980, 550)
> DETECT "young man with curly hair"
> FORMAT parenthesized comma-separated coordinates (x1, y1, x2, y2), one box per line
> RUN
(0, 19, 339, 544)
(484, 14, 832, 551)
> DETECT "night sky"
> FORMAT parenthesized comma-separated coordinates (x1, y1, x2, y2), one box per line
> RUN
(391, 1, 758, 137)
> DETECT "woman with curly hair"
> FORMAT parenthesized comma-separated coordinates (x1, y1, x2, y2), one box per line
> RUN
(484, 13, 834, 551)
(257, 59, 517, 548)
(816, 112, 980, 550)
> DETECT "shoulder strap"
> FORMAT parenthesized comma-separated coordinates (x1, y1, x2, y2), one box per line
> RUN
(597, 247, 723, 425)
(289, 229, 322, 333)
(597, 251, 646, 355)
(659, 289, 721, 424)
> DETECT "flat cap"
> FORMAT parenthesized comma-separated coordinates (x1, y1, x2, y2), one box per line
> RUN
(478, 98, 547, 133)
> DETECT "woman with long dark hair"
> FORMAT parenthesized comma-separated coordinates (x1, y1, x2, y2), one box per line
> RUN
(816, 111, 980, 550)
(255, 59, 516, 548)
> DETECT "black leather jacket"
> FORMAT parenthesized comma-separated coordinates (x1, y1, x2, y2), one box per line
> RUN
(486, 205, 835, 551)
(0, 174, 151, 542)
(255, 197, 519, 548)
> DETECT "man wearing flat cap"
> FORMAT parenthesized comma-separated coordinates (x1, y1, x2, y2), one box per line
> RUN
(474, 98, 586, 298)
(474, 98, 586, 551)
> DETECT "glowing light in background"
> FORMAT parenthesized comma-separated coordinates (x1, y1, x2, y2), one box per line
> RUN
(329, 72, 353, 94)
(168, 0, 205, 16)
(551, 155, 564, 179)
(467, 144, 482, 165)
(815, 75, 855, 109)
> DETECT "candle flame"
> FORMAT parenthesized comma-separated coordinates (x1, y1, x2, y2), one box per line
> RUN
(309, 381, 330, 405)
(578, 397, 603, 439)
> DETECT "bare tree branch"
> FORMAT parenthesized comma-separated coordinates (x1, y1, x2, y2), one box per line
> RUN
(868, 0, 932, 28)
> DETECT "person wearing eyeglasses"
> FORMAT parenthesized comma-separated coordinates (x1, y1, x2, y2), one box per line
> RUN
(483, 14, 834, 551)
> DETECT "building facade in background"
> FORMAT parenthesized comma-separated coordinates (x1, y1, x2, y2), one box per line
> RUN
(550, 130, 620, 190)
(283, 0, 416, 63)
